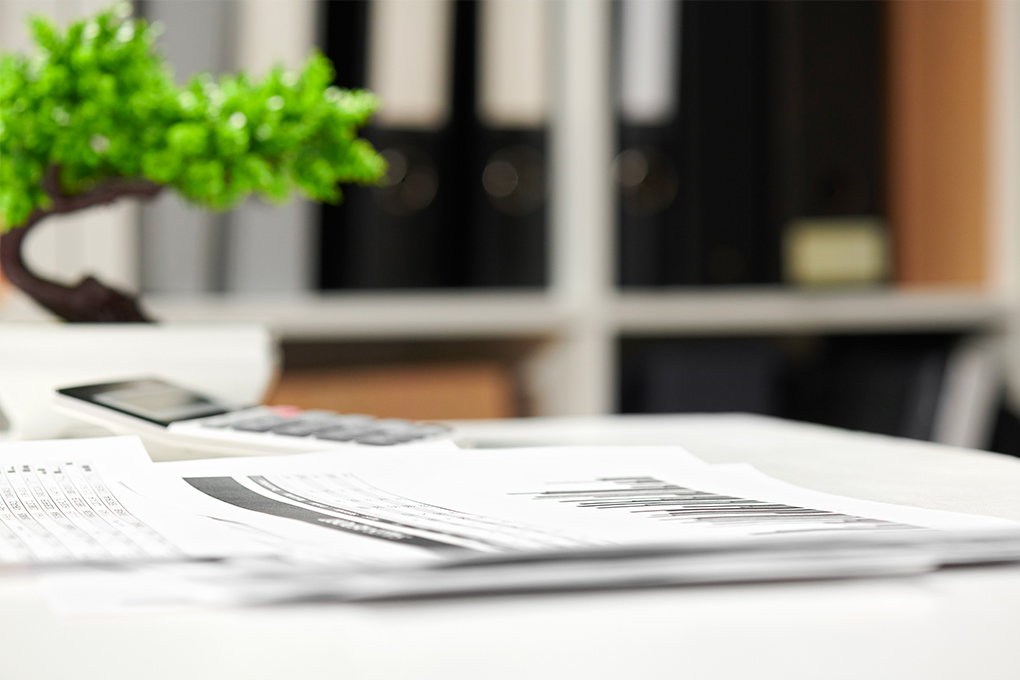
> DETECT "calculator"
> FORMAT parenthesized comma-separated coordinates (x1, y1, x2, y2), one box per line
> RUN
(53, 378, 453, 459)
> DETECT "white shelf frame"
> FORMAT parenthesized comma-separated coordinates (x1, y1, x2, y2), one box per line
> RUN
(143, 292, 566, 341)
(612, 288, 1008, 335)
(128, 288, 1006, 340)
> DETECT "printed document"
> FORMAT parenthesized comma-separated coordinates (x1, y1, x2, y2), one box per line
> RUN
(3, 436, 1019, 607)
(0, 437, 268, 565)
(147, 440, 1015, 561)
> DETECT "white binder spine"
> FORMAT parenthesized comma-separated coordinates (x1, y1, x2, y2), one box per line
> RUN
(140, 0, 234, 294)
(227, 0, 318, 294)
(478, 0, 549, 129)
(368, 0, 454, 131)
(619, 0, 679, 126)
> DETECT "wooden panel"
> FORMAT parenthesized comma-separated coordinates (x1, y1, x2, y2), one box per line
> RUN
(266, 361, 518, 420)
(888, 0, 989, 286)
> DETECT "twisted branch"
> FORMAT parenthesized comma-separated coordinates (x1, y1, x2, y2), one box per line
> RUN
(0, 165, 163, 322)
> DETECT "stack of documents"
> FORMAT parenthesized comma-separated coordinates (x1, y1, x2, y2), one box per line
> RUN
(2, 437, 1019, 610)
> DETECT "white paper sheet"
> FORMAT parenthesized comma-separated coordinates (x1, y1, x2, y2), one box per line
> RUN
(145, 444, 1016, 560)
(0, 437, 271, 566)
(22, 437, 1020, 610)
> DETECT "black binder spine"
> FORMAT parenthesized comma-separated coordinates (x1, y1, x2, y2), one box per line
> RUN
(666, 0, 771, 286)
(767, 0, 887, 282)
(615, 0, 682, 288)
(468, 0, 549, 288)
(470, 128, 547, 287)
(319, 0, 368, 290)
(616, 125, 680, 288)
(320, 0, 459, 289)
(343, 127, 456, 288)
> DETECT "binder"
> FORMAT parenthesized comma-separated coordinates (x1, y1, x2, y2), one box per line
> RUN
(320, 0, 458, 289)
(139, 0, 233, 293)
(614, 0, 888, 288)
(769, 0, 887, 285)
(621, 333, 959, 443)
(664, 0, 771, 286)
(228, 0, 318, 293)
(787, 335, 955, 441)
(888, 0, 987, 286)
(615, 0, 681, 287)
(469, 0, 550, 287)
(615, 0, 772, 287)
(227, 199, 315, 292)
(620, 338, 785, 415)
(319, 0, 369, 290)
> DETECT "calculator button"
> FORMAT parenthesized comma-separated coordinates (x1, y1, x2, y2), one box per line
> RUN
(229, 415, 291, 432)
(354, 432, 417, 446)
(270, 415, 368, 437)
(373, 420, 419, 434)
(270, 419, 336, 437)
(314, 424, 376, 442)
(324, 415, 374, 426)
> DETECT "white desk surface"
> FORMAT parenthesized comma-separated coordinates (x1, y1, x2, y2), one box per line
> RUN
(5, 414, 1020, 680)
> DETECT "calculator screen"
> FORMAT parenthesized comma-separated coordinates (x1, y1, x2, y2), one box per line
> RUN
(60, 379, 232, 426)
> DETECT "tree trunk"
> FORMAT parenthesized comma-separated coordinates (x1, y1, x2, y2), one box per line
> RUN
(0, 166, 163, 323)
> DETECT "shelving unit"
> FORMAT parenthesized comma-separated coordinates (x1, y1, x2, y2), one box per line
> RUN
(612, 289, 1008, 335)
(75, 287, 1003, 340)
(2, 0, 1018, 420)
(145, 292, 565, 340)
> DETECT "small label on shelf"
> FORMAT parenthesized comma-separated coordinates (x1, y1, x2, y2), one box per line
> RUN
(783, 217, 891, 287)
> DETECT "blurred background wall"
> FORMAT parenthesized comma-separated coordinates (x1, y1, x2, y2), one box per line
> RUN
(1, 0, 1019, 452)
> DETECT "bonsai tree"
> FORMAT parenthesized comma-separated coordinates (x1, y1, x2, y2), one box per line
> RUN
(0, 3, 385, 322)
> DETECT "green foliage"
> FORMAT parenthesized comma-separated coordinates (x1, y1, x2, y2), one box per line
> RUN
(0, 3, 385, 231)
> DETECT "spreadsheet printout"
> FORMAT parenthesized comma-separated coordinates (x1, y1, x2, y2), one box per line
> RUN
(0, 437, 270, 565)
